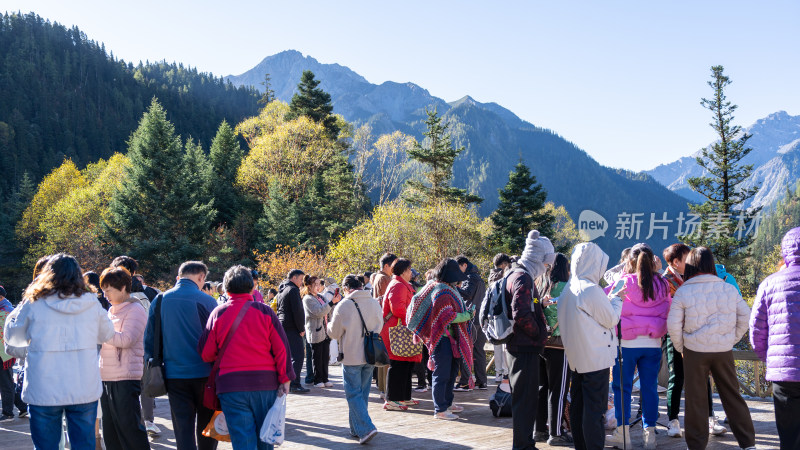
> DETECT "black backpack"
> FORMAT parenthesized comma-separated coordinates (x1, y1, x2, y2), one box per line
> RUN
(489, 385, 512, 417)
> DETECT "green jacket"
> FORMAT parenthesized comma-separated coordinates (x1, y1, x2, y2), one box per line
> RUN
(544, 281, 566, 337)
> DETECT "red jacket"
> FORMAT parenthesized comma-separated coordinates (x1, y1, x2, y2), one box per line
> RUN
(381, 276, 423, 362)
(199, 293, 295, 394)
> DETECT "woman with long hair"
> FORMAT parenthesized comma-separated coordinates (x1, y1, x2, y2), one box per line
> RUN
(301, 275, 340, 388)
(3, 254, 115, 449)
(380, 258, 422, 411)
(667, 247, 755, 450)
(98, 267, 150, 449)
(533, 253, 573, 446)
(606, 244, 671, 449)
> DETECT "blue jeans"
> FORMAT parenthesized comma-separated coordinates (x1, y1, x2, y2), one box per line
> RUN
(612, 346, 661, 428)
(431, 337, 459, 413)
(29, 401, 97, 450)
(342, 364, 376, 438)
(219, 390, 278, 450)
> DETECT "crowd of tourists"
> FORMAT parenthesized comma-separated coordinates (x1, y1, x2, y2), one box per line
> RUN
(0, 226, 798, 450)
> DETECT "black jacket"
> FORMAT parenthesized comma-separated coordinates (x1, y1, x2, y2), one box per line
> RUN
(276, 279, 304, 333)
(458, 263, 486, 313)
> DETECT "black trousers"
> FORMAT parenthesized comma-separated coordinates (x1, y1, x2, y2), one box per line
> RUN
(386, 360, 414, 402)
(535, 347, 570, 437)
(773, 381, 800, 450)
(0, 366, 26, 416)
(285, 330, 305, 388)
(570, 369, 610, 450)
(311, 339, 330, 384)
(100, 380, 150, 450)
(414, 345, 432, 388)
(165, 377, 217, 450)
(508, 349, 540, 450)
(305, 341, 315, 384)
(458, 319, 488, 386)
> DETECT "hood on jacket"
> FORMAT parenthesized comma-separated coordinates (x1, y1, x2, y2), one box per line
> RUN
(42, 293, 100, 315)
(278, 279, 297, 294)
(571, 243, 609, 285)
(715, 264, 729, 279)
(782, 226, 800, 266)
(346, 288, 375, 302)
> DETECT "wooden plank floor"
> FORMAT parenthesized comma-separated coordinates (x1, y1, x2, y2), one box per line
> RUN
(0, 364, 781, 449)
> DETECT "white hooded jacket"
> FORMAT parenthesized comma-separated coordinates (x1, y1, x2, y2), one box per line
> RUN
(4, 292, 115, 406)
(558, 243, 623, 374)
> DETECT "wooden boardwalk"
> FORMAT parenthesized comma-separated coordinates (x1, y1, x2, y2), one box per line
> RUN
(0, 364, 781, 449)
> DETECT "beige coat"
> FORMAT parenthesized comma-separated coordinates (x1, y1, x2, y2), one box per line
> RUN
(327, 289, 383, 366)
(100, 301, 147, 381)
(667, 274, 750, 353)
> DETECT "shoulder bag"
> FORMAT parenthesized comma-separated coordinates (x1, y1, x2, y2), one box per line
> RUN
(353, 300, 389, 367)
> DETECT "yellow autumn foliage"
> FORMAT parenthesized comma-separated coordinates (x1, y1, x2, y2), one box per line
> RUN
(327, 199, 492, 280)
(236, 101, 342, 200)
(254, 245, 330, 290)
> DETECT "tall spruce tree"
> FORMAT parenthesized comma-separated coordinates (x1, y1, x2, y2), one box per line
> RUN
(104, 99, 216, 277)
(256, 181, 305, 250)
(684, 66, 759, 264)
(258, 73, 276, 106)
(285, 70, 340, 139)
(403, 109, 482, 206)
(207, 121, 245, 226)
(490, 162, 554, 254)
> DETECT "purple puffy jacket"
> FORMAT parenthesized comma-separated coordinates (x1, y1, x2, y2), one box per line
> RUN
(750, 226, 800, 382)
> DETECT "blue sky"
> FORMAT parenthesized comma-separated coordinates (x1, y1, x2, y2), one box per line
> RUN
(5, 1, 799, 171)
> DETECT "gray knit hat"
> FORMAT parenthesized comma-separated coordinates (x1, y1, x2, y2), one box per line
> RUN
(519, 230, 556, 278)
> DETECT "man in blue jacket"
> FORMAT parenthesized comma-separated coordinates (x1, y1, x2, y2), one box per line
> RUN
(144, 261, 218, 450)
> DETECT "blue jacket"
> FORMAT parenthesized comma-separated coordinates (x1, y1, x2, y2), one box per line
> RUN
(144, 278, 218, 379)
(715, 264, 742, 295)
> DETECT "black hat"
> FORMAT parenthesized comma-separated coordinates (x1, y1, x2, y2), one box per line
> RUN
(439, 259, 469, 284)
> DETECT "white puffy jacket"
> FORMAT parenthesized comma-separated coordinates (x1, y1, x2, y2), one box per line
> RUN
(667, 274, 750, 353)
(558, 243, 623, 374)
(4, 293, 115, 406)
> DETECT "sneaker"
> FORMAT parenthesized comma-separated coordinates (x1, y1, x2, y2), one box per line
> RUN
(379, 391, 385, 400)
(453, 384, 471, 392)
(709, 416, 727, 436)
(144, 421, 161, 435)
(383, 401, 408, 411)
(290, 386, 310, 393)
(605, 425, 631, 449)
(359, 429, 378, 444)
(547, 435, 574, 447)
(314, 382, 325, 388)
(476, 383, 488, 390)
(324, 382, 333, 387)
(434, 411, 458, 420)
(643, 427, 656, 449)
(534, 431, 549, 442)
(17, 411, 28, 419)
(0, 414, 14, 422)
(414, 386, 428, 393)
(399, 400, 419, 406)
(449, 404, 464, 413)
(667, 418, 682, 438)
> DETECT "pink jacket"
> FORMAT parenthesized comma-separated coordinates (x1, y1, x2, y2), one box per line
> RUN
(619, 273, 671, 340)
(100, 301, 147, 382)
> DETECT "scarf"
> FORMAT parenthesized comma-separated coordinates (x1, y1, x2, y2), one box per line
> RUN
(407, 282, 473, 377)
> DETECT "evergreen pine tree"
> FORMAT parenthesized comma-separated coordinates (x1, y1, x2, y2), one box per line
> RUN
(684, 66, 759, 264)
(104, 99, 216, 277)
(285, 70, 340, 139)
(256, 181, 305, 250)
(258, 73, 276, 106)
(403, 109, 482, 206)
(490, 162, 555, 254)
(207, 121, 244, 226)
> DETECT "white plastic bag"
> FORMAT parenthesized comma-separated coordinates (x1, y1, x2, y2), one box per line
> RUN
(260, 394, 286, 446)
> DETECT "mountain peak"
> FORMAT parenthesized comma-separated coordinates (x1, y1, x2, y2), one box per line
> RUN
(449, 95, 477, 108)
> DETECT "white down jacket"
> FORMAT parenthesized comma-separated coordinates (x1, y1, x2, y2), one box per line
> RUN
(667, 274, 750, 353)
(558, 243, 623, 374)
(4, 293, 115, 406)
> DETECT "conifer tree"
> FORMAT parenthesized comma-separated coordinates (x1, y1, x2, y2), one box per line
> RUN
(285, 70, 340, 139)
(207, 121, 244, 226)
(684, 66, 759, 263)
(403, 109, 482, 206)
(104, 99, 216, 277)
(256, 181, 304, 250)
(258, 73, 276, 106)
(490, 162, 554, 254)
